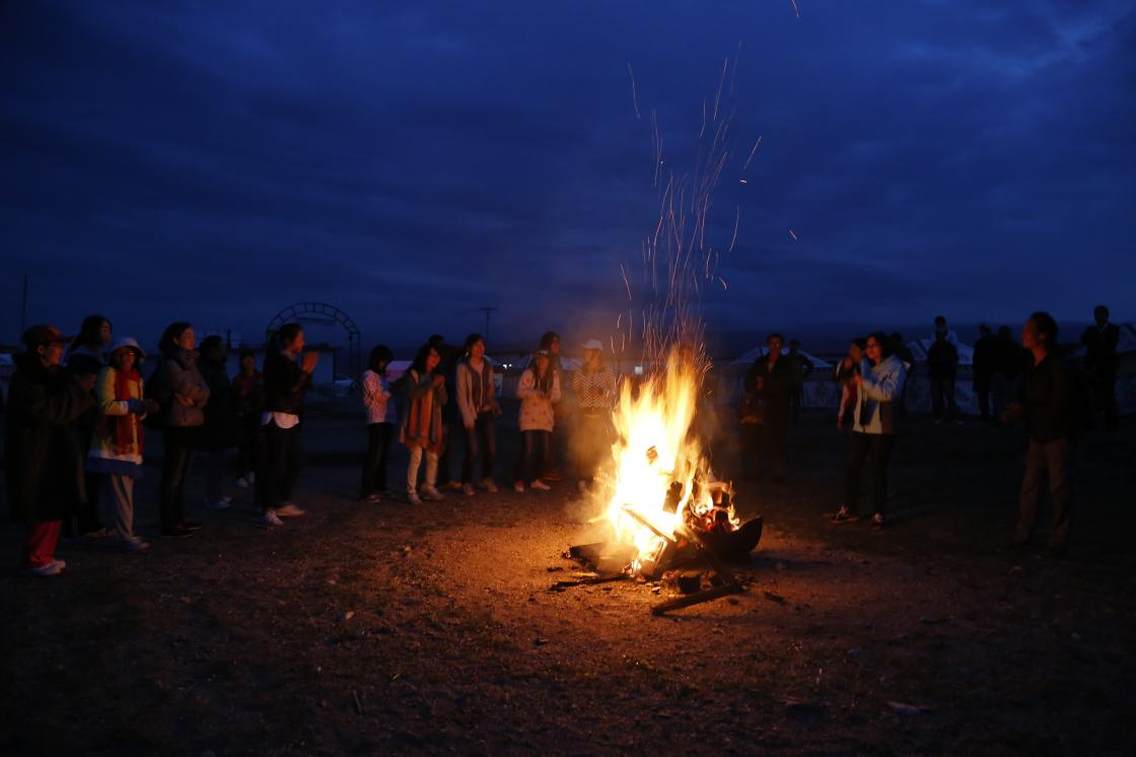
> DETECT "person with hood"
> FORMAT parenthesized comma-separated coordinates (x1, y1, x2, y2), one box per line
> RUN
(5, 325, 95, 575)
(151, 321, 210, 538)
(231, 348, 263, 489)
(744, 333, 794, 482)
(87, 337, 158, 552)
(198, 335, 237, 511)
(455, 334, 501, 496)
(258, 323, 319, 526)
(360, 344, 396, 502)
(401, 342, 447, 505)
(514, 348, 561, 493)
(832, 331, 907, 528)
(571, 338, 616, 493)
(64, 313, 113, 538)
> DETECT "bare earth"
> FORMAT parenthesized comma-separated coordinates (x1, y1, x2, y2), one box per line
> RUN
(2, 402, 1134, 755)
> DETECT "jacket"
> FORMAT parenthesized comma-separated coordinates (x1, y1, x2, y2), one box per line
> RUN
(232, 370, 264, 419)
(263, 349, 312, 416)
(455, 360, 499, 428)
(852, 355, 906, 435)
(200, 357, 237, 449)
(361, 369, 396, 425)
(4, 353, 93, 523)
(572, 365, 616, 413)
(517, 368, 561, 432)
(1021, 354, 1075, 443)
(154, 348, 210, 427)
(1081, 323, 1120, 373)
(745, 355, 794, 424)
(399, 369, 447, 451)
(87, 364, 147, 477)
(926, 338, 959, 380)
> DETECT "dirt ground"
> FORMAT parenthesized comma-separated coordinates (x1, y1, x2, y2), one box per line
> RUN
(2, 401, 1134, 755)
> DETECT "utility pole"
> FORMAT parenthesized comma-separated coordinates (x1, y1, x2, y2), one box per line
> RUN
(478, 306, 497, 343)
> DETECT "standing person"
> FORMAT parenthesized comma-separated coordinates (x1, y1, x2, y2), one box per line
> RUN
(744, 333, 794, 482)
(151, 322, 210, 538)
(787, 339, 813, 426)
(972, 324, 998, 422)
(833, 338, 867, 430)
(889, 333, 914, 419)
(832, 332, 907, 528)
(360, 345, 396, 503)
(571, 339, 616, 493)
(932, 315, 959, 346)
(400, 343, 447, 505)
(1006, 312, 1076, 557)
(5, 325, 95, 576)
(927, 328, 960, 423)
(65, 314, 113, 538)
(455, 334, 501, 496)
(232, 348, 263, 489)
(993, 325, 1027, 420)
(258, 323, 319, 526)
(514, 349, 561, 493)
(426, 335, 460, 492)
(1081, 305, 1120, 432)
(539, 331, 566, 481)
(199, 336, 236, 511)
(87, 338, 158, 552)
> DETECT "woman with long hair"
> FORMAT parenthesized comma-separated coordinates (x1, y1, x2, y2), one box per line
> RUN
(514, 349, 561, 493)
(400, 343, 447, 505)
(455, 334, 501, 496)
(65, 313, 113, 538)
(360, 344, 396, 502)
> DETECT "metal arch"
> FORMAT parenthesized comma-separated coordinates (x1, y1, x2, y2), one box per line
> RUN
(266, 302, 362, 378)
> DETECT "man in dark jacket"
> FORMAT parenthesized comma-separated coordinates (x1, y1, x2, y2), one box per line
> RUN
(927, 330, 959, 423)
(744, 333, 794, 482)
(1081, 304, 1120, 432)
(257, 323, 318, 527)
(199, 335, 237, 511)
(972, 324, 998, 422)
(786, 339, 813, 426)
(5, 325, 95, 576)
(1007, 312, 1076, 557)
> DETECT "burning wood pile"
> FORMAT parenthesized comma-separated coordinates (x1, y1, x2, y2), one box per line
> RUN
(563, 349, 764, 614)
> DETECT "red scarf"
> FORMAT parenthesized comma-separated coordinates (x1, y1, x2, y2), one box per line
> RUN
(113, 367, 143, 455)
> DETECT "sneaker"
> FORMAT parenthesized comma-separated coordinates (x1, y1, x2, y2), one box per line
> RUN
(82, 528, 109, 540)
(24, 560, 65, 577)
(161, 526, 194, 538)
(513, 482, 525, 493)
(180, 520, 204, 532)
(462, 483, 476, 497)
(482, 479, 499, 493)
(263, 510, 284, 527)
(122, 536, 151, 553)
(206, 498, 232, 511)
(365, 493, 383, 504)
(407, 491, 423, 506)
(871, 513, 886, 529)
(831, 506, 858, 524)
(543, 470, 562, 482)
(235, 476, 250, 489)
(422, 486, 445, 502)
(531, 480, 551, 491)
(276, 503, 305, 518)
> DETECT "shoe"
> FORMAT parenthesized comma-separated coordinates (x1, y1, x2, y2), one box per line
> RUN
(365, 493, 383, 504)
(161, 526, 194, 538)
(23, 560, 65, 577)
(871, 513, 886, 529)
(82, 528, 109, 540)
(206, 498, 232, 511)
(276, 504, 305, 518)
(263, 510, 284, 527)
(543, 470, 562, 482)
(235, 476, 250, 489)
(482, 479, 499, 493)
(513, 481, 525, 493)
(462, 483, 476, 497)
(442, 481, 463, 492)
(831, 506, 858, 524)
(423, 486, 445, 502)
(531, 480, 551, 491)
(180, 520, 204, 532)
(407, 491, 423, 506)
(122, 536, 151, 553)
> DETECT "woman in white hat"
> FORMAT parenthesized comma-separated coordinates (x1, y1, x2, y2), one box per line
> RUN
(571, 339, 616, 493)
(87, 337, 159, 552)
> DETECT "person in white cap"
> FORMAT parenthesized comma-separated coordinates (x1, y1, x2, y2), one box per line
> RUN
(87, 337, 159, 552)
(571, 339, 617, 493)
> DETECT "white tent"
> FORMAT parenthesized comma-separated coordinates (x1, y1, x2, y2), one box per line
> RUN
(730, 346, 832, 371)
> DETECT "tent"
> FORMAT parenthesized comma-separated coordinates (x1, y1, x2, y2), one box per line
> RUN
(730, 346, 832, 371)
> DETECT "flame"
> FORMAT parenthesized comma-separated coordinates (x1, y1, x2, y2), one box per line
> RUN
(601, 348, 737, 575)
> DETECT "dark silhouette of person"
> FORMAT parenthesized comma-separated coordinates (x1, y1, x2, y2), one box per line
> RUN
(1081, 305, 1120, 432)
(888, 332, 914, 418)
(972, 323, 998, 422)
(786, 339, 813, 426)
(744, 333, 794, 482)
(927, 327, 960, 423)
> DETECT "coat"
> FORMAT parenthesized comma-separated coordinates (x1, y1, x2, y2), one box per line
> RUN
(455, 360, 499, 428)
(399, 369, 447, 452)
(153, 348, 210, 427)
(87, 364, 147, 477)
(517, 368, 561, 432)
(200, 357, 237, 449)
(745, 355, 794, 426)
(852, 355, 907, 435)
(4, 353, 93, 524)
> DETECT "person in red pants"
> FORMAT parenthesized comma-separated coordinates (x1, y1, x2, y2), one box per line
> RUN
(5, 325, 96, 576)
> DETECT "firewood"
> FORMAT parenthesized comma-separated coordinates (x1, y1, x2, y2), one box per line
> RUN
(651, 583, 745, 615)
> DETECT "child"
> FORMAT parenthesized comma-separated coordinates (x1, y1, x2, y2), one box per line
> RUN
(360, 345, 396, 502)
(87, 337, 158, 552)
(514, 349, 561, 493)
(400, 343, 447, 505)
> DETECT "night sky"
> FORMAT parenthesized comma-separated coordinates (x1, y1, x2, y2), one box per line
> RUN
(2, 1, 1133, 353)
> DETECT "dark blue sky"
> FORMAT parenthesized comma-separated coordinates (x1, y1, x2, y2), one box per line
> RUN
(2, 1, 1133, 352)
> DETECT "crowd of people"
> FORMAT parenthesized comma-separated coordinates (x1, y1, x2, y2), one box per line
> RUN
(1, 305, 1125, 575)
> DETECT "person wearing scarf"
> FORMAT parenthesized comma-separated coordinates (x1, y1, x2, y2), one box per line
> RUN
(400, 343, 448, 505)
(87, 338, 158, 552)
